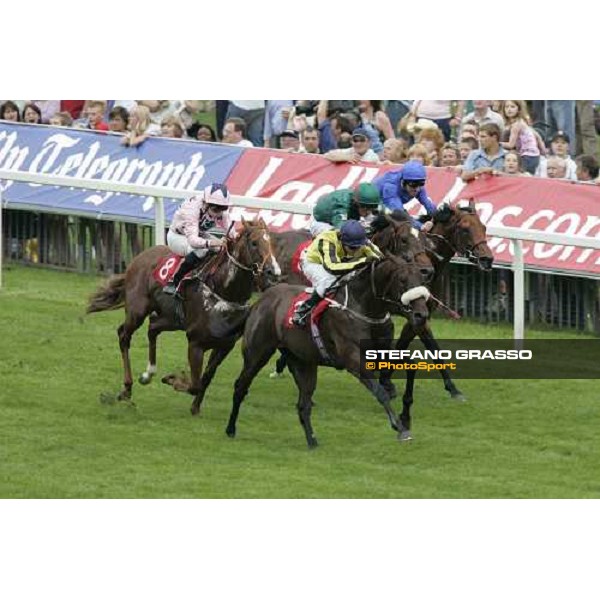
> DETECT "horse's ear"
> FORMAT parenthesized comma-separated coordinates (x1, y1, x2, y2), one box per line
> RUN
(241, 215, 246, 225)
(434, 203, 452, 224)
(258, 216, 266, 228)
(468, 198, 476, 212)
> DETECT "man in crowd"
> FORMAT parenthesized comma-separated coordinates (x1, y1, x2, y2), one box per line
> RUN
(460, 101, 504, 136)
(316, 100, 354, 152)
(461, 123, 506, 182)
(300, 126, 320, 154)
(545, 156, 568, 179)
(323, 127, 379, 164)
(536, 131, 578, 180)
(263, 100, 294, 148)
(86, 101, 110, 131)
(279, 129, 301, 152)
(225, 100, 265, 147)
(222, 117, 254, 147)
(576, 155, 600, 183)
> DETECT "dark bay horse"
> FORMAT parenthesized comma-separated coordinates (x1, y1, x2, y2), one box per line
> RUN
(87, 218, 281, 409)
(383, 200, 494, 413)
(225, 254, 431, 448)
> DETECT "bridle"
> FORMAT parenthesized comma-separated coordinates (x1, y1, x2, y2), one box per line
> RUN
(426, 214, 488, 262)
(221, 224, 277, 276)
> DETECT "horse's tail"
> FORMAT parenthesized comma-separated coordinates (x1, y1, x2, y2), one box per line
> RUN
(86, 274, 127, 314)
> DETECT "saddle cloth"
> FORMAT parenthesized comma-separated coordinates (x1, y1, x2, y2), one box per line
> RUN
(284, 291, 332, 330)
(291, 240, 312, 275)
(152, 254, 193, 289)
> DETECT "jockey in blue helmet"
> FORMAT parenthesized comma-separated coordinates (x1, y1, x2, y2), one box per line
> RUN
(372, 160, 437, 230)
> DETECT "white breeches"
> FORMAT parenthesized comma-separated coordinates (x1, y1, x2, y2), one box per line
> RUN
(300, 256, 337, 296)
(308, 219, 334, 237)
(167, 231, 209, 259)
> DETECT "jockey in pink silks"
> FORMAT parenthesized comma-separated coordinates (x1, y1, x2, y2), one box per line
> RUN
(163, 182, 232, 295)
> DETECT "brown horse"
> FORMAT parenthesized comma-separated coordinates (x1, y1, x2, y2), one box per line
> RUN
(87, 218, 281, 409)
(269, 212, 437, 378)
(224, 254, 431, 448)
(382, 200, 494, 417)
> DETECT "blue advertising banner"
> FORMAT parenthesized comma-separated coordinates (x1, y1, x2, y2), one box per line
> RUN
(0, 122, 244, 223)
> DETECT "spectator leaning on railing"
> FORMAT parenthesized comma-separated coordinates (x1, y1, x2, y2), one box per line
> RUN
(461, 123, 506, 181)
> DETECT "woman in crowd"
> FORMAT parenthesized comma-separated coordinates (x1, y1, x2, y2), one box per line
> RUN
(108, 106, 129, 133)
(0, 100, 21, 121)
(503, 150, 530, 176)
(440, 142, 462, 168)
(160, 115, 185, 139)
(357, 100, 394, 153)
(407, 143, 432, 166)
(49, 111, 73, 127)
(500, 100, 546, 175)
(23, 103, 42, 124)
(381, 138, 408, 164)
(187, 122, 218, 142)
(121, 105, 160, 147)
(407, 100, 464, 141)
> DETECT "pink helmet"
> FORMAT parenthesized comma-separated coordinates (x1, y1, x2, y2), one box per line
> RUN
(203, 182, 231, 207)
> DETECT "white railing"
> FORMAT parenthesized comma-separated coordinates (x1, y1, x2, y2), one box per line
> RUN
(1, 169, 599, 340)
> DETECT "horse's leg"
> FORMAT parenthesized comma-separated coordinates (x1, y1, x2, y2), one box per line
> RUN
(378, 322, 417, 400)
(287, 359, 318, 449)
(269, 349, 288, 379)
(226, 343, 277, 438)
(418, 324, 466, 401)
(190, 340, 237, 415)
(117, 309, 147, 401)
(341, 348, 404, 438)
(399, 367, 416, 442)
(186, 339, 205, 415)
(139, 313, 178, 385)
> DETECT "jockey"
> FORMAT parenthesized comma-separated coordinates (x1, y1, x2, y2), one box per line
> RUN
(372, 160, 436, 231)
(163, 182, 232, 295)
(309, 182, 381, 237)
(292, 220, 383, 326)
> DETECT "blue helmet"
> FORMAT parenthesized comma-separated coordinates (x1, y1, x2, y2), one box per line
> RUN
(401, 160, 427, 182)
(340, 220, 368, 248)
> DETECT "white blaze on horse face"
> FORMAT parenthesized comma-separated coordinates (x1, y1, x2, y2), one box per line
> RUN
(271, 255, 281, 276)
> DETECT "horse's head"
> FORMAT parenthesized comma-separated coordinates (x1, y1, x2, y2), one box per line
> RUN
(371, 254, 430, 328)
(370, 212, 435, 283)
(430, 200, 494, 271)
(231, 217, 282, 289)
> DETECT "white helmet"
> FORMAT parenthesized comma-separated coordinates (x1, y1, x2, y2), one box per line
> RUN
(203, 182, 231, 207)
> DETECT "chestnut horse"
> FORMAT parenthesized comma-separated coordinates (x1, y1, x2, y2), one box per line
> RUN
(87, 218, 281, 410)
(225, 254, 431, 448)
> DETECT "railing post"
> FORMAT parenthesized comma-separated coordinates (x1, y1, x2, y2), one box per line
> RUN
(154, 196, 165, 246)
(512, 239, 525, 344)
(0, 182, 4, 289)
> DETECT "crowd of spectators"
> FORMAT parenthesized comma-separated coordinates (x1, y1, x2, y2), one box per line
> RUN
(1, 99, 599, 184)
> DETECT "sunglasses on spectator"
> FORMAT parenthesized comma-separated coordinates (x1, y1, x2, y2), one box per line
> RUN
(352, 136, 367, 143)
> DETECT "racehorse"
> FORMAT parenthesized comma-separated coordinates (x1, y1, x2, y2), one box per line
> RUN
(382, 200, 494, 421)
(224, 254, 431, 448)
(87, 218, 281, 410)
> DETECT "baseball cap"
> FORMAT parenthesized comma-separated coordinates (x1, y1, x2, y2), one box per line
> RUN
(280, 129, 299, 139)
(551, 130, 570, 144)
(352, 127, 370, 139)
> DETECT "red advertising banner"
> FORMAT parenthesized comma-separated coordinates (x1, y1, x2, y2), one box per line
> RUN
(225, 149, 600, 277)
(225, 149, 458, 231)
(461, 175, 600, 276)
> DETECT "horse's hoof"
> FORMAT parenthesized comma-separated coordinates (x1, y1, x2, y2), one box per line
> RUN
(269, 371, 285, 379)
(307, 438, 319, 449)
(117, 390, 132, 401)
(226, 428, 236, 438)
(399, 430, 413, 442)
(138, 373, 152, 385)
(190, 404, 200, 416)
(450, 392, 467, 402)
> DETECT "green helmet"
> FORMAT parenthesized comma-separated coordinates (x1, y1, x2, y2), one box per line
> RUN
(355, 182, 380, 207)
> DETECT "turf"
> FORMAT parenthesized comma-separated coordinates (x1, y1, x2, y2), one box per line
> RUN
(0, 264, 598, 498)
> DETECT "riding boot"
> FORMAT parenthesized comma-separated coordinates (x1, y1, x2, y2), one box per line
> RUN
(164, 252, 203, 295)
(292, 291, 322, 327)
